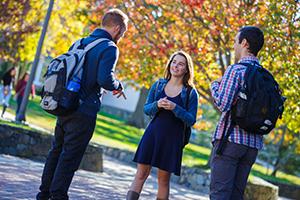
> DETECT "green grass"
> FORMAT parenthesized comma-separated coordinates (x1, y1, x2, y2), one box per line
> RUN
(0, 118, 36, 132)
(183, 144, 211, 167)
(1, 97, 300, 186)
(250, 164, 300, 185)
(92, 113, 143, 151)
(7, 97, 56, 131)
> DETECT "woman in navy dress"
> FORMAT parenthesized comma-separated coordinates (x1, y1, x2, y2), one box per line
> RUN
(126, 51, 199, 200)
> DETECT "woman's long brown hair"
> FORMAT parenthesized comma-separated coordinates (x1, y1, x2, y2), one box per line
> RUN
(164, 51, 194, 87)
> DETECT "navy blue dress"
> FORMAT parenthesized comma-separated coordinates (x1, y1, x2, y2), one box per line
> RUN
(133, 90, 184, 176)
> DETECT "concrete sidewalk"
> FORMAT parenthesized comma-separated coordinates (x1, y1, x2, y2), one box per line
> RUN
(0, 154, 209, 200)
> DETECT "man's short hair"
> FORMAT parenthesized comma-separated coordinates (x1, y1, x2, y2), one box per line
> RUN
(239, 26, 264, 56)
(102, 9, 128, 32)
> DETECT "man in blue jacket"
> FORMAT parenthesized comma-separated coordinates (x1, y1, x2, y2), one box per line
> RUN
(37, 9, 128, 200)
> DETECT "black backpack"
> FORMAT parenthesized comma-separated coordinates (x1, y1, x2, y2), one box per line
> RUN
(217, 62, 286, 155)
(232, 62, 285, 134)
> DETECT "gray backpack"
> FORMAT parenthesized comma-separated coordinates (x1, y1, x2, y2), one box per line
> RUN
(40, 38, 108, 116)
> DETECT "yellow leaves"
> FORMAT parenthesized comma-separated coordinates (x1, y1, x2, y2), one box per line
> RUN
(194, 121, 211, 131)
(19, 32, 40, 62)
(145, 0, 160, 5)
(3, 0, 299, 133)
(40, 0, 89, 55)
(123, 58, 132, 65)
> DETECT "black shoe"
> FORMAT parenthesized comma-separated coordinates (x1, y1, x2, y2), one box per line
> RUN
(36, 192, 50, 200)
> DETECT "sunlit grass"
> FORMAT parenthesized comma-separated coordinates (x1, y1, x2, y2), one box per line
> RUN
(182, 143, 211, 167)
(91, 114, 143, 151)
(7, 98, 56, 131)
(250, 163, 300, 185)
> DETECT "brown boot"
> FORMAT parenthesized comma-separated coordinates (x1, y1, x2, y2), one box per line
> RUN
(126, 190, 140, 200)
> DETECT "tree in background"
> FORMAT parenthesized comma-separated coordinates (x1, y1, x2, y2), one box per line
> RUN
(0, 0, 89, 77)
(254, 0, 300, 176)
(89, 1, 299, 123)
(0, 0, 43, 64)
(89, 0, 299, 173)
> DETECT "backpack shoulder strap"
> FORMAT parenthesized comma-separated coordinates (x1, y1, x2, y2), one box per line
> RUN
(154, 79, 162, 100)
(216, 113, 235, 155)
(71, 38, 84, 50)
(68, 38, 110, 80)
(182, 86, 193, 148)
(185, 86, 193, 110)
(238, 62, 255, 79)
(238, 62, 260, 94)
(83, 38, 110, 52)
(239, 62, 262, 78)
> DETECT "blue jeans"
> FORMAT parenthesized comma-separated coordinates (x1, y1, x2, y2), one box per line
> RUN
(36, 111, 96, 200)
(0, 84, 12, 107)
(210, 140, 258, 200)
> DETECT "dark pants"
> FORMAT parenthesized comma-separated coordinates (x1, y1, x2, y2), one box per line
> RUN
(36, 111, 96, 200)
(16, 95, 25, 121)
(210, 140, 258, 200)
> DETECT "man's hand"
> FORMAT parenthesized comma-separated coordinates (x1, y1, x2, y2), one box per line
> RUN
(112, 90, 127, 100)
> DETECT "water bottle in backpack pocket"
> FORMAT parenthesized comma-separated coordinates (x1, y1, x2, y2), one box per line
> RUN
(59, 77, 81, 113)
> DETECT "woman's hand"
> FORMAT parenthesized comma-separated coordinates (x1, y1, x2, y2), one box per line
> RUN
(157, 97, 176, 110)
(157, 97, 167, 109)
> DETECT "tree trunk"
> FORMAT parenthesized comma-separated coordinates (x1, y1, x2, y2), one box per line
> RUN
(271, 157, 281, 177)
(127, 87, 149, 128)
(205, 149, 213, 167)
(271, 127, 286, 177)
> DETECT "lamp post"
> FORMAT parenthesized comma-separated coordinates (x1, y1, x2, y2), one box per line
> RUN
(16, 0, 54, 122)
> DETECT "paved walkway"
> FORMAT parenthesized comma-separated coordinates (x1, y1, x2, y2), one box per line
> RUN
(0, 154, 209, 200)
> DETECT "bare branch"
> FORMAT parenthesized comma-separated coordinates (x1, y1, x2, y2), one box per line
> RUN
(218, 50, 226, 75)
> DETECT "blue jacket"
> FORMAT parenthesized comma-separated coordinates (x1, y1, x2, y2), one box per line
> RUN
(144, 79, 199, 127)
(70, 29, 122, 117)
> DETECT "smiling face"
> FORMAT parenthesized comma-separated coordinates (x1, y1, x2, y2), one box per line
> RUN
(169, 54, 187, 78)
(164, 51, 194, 87)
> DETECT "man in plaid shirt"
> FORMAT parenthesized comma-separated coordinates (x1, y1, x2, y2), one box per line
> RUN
(210, 26, 265, 200)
